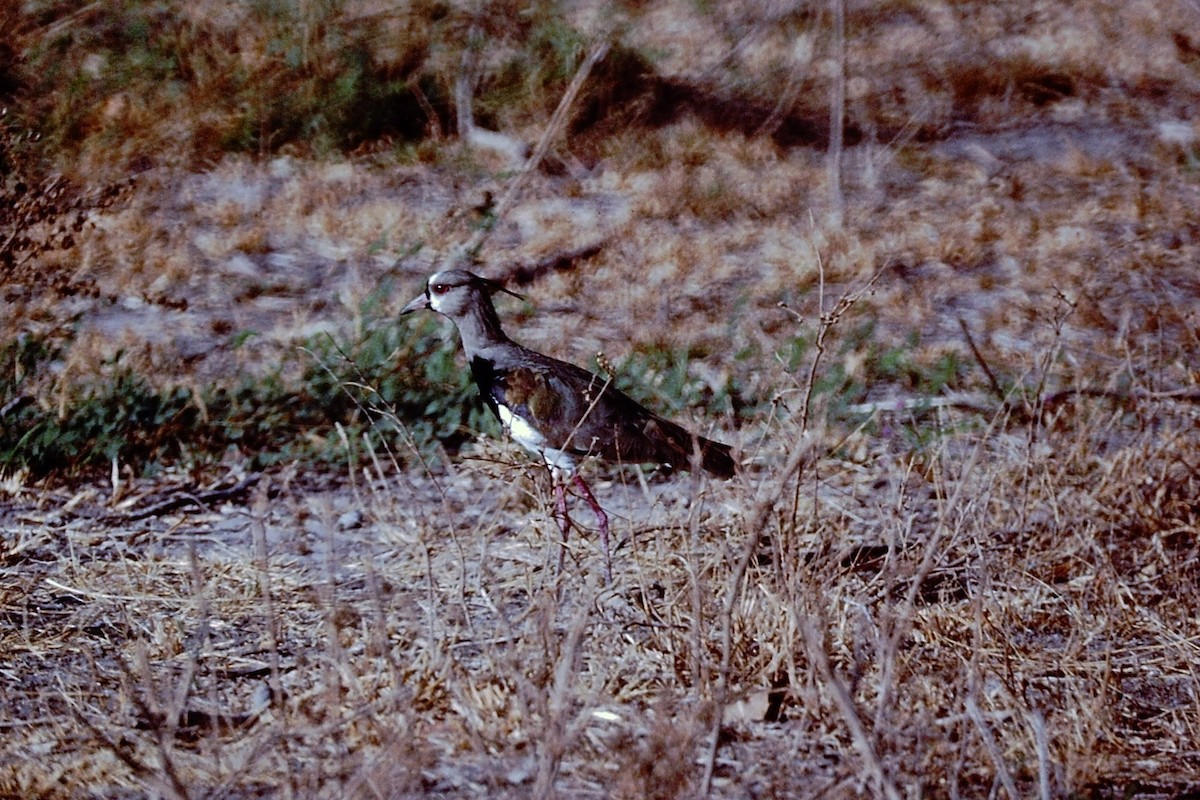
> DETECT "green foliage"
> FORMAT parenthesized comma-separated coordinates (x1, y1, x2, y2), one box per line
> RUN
(228, 0, 436, 155)
(781, 332, 811, 372)
(0, 310, 976, 477)
(597, 324, 966, 439)
(852, 324, 965, 399)
(302, 310, 497, 456)
(471, 2, 590, 131)
(1, 337, 197, 473)
(0, 313, 492, 477)
(11, 0, 451, 165)
(777, 321, 968, 430)
(606, 345, 739, 419)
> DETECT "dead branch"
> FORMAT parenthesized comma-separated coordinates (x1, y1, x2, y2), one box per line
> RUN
(495, 240, 607, 286)
(957, 316, 1006, 404)
(112, 473, 261, 521)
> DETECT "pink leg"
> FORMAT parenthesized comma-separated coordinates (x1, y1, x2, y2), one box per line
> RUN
(571, 474, 612, 583)
(554, 481, 571, 573)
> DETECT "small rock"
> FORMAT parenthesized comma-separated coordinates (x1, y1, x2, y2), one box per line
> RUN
(337, 509, 363, 530)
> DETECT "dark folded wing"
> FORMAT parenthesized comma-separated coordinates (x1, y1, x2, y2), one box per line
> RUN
(534, 355, 736, 477)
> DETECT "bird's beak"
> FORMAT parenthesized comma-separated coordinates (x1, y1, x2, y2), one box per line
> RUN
(400, 291, 430, 315)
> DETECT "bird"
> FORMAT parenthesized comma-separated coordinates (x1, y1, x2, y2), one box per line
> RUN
(401, 268, 735, 580)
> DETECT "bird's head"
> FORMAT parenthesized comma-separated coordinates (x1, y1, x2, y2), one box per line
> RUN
(401, 269, 522, 319)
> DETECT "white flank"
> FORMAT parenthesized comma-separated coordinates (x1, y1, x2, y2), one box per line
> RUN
(496, 404, 544, 448)
(496, 404, 576, 475)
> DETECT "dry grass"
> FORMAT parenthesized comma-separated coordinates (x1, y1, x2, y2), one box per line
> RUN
(3, 0, 1200, 796)
(2, 384, 1198, 797)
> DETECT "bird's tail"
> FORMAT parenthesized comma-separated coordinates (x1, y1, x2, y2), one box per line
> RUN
(694, 435, 736, 478)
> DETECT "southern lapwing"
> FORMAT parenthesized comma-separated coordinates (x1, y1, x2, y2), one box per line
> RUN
(401, 269, 735, 580)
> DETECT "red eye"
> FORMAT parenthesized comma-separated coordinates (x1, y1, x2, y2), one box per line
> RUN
(430, 283, 448, 295)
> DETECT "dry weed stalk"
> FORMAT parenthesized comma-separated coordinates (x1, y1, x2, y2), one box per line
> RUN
(700, 257, 893, 798)
(531, 596, 596, 800)
(826, 0, 846, 229)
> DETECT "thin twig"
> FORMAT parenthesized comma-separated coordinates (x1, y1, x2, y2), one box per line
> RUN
(883, 411, 995, 653)
(1031, 709, 1052, 800)
(702, 262, 882, 797)
(445, 39, 610, 270)
(958, 316, 1006, 404)
(798, 223, 827, 434)
(113, 473, 261, 521)
(802, 616, 902, 800)
(826, 0, 846, 228)
(532, 598, 594, 800)
(249, 477, 294, 792)
(699, 433, 816, 797)
(966, 696, 1021, 800)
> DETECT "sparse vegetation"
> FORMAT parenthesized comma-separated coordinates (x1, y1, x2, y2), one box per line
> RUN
(0, 311, 500, 475)
(2, 0, 1199, 798)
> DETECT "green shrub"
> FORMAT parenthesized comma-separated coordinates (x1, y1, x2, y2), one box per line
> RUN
(0, 313, 495, 477)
